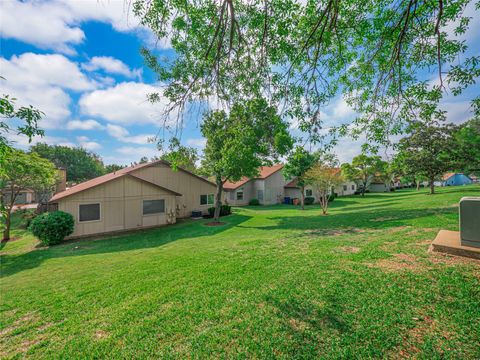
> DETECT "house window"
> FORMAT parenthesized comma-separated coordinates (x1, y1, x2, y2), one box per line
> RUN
(257, 190, 264, 201)
(236, 190, 244, 200)
(200, 194, 215, 205)
(143, 199, 165, 215)
(352, 184, 355, 190)
(79, 203, 100, 222)
(343, 185, 347, 191)
(305, 189, 313, 197)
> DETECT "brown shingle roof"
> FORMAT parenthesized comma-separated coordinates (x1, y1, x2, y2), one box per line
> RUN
(442, 172, 456, 181)
(49, 160, 210, 202)
(223, 164, 284, 190)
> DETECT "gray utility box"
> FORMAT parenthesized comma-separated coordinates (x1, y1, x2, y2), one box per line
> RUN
(460, 197, 480, 248)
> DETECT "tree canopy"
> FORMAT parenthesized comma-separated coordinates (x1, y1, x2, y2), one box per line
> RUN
(283, 146, 319, 209)
(304, 154, 344, 215)
(30, 143, 105, 183)
(0, 150, 57, 241)
(160, 138, 199, 173)
(201, 98, 292, 220)
(394, 123, 456, 193)
(134, 0, 479, 147)
(341, 154, 383, 196)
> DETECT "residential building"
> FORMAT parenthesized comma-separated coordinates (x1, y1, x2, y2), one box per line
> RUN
(223, 164, 285, 205)
(284, 168, 357, 201)
(49, 160, 216, 238)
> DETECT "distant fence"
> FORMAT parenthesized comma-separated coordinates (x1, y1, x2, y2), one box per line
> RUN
(37, 203, 58, 213)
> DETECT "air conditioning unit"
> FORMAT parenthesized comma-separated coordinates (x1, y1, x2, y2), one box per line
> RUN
(460, 197, 480, 248)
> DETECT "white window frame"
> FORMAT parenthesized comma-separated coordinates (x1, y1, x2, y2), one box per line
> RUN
(78, 203, 101, 223)
(200, 193, 215, 206)
(142, 199, 166, 216)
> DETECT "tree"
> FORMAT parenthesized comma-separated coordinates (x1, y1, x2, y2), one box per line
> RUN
(1, 90, 44, 176)
(0, 150, 57, 241)
(395, 123, 456, 194)
(304, 154, 344, 215)
(30, 143, 105, 183)
(201, 98, 293, 221)
(134, 0, 478, 148)
(452, 118, 480, 175)
(283, 146, 319, 210)
(391, 151, 427, 190)
(104, 164, 125, 173)
(341, 155, 383, 196)
(161, 138, 199, 173)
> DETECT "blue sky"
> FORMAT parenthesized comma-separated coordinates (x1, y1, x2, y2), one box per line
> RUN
(1, 0, 479, 165)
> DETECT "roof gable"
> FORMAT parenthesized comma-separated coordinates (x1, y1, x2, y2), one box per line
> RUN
(49, 159, 207, 202)
(223, 164, 284, 190)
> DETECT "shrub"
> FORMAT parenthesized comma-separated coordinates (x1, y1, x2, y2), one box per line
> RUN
(207, 204, 232, 217)
(30, 211, 74, 245)
(304, 196, 315, 205)
(328, 194, 335, 202)
(249, 198, 260, 206)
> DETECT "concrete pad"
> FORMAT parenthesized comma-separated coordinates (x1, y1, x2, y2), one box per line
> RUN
(430, 230, 480, 260)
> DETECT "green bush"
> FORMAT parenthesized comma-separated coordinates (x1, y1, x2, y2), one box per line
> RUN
(304, 197, 315, 205)
(207, 205, 232, 217)
(249, 198, 260, 206)
(328, 194, 335, 202)
(30, 211, 74, 245)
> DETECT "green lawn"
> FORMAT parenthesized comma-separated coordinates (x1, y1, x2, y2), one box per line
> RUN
(1, 186, 480, 359)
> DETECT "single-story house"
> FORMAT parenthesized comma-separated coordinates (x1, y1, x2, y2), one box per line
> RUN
(223, 164, 286, 205)
(440, 173, 473, 186)
(284, 168, 357, 201)
(1, 188, 37, 205)
(49, 160, 216, 239)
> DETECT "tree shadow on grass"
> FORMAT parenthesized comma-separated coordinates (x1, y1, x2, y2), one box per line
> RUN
(0, 214, 251, 278)
(265, 292, 349, 357)
(237, 206, 456, 233)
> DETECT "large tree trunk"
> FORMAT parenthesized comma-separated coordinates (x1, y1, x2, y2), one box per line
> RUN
(416, 179, 420, 191)
(429, 179, 435, 194)
(3, 210, 11, 242)
(213, 177, 223, 222)
(300, 185, 305, 210)
(2, 191, 17, 242)
(361, 180, 366, 197)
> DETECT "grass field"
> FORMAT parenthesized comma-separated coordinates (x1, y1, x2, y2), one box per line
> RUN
(1, 186, 480, 359)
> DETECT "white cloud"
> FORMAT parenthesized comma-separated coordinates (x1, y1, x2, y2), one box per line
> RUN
(0, 0, 152, 54)
(1, 53, 97, 129)
(77, 136, 102, 151)
(82, 56, 141, 79)
(1, 53, 95, 91)
(79, 82, 169, 125)
(116, 146, 159, 164)
(7, 133, 75, 149)
(66, 119, 104, 130)
(106, 124, 155, 144)
(106, 124, 129, 138)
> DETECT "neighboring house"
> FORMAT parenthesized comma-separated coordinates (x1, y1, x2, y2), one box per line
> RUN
(440, 173, 473, 186)
(284, 168, 357, 202)
(1, 188, 37, 205)
(223, 164, 285, 205)
(368, 181, 391, 193)
(49, 160, 216, 239)
(469, 174, 478, 183)
(1, 169, 67, 206)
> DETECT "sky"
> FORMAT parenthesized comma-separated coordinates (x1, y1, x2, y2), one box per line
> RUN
(1, 0, 479, 165)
